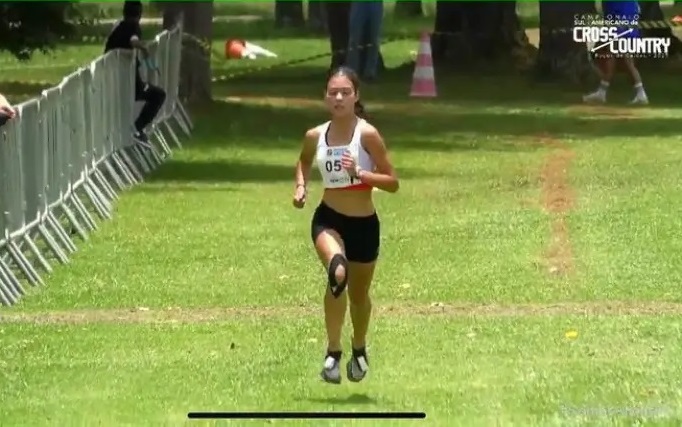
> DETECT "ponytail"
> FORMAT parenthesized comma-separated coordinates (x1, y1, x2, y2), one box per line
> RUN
(354, 100, 368, 120)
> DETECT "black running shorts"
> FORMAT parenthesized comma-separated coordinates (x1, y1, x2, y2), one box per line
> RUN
(310, 202, 380, 263)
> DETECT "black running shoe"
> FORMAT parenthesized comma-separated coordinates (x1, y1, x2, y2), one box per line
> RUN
(320, 350, 342, 384)
(133, 130, 152, 149)
(346, 346, 369, 382)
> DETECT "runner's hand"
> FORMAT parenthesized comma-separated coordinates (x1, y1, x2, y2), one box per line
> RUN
(293, 184, 306, 209)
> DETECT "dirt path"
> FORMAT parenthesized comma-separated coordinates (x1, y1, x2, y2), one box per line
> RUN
(537, 133, 576, 277)
(2, 301, 682, 325)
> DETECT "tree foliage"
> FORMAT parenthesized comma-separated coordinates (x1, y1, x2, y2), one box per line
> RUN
(0, 1, 79, 61)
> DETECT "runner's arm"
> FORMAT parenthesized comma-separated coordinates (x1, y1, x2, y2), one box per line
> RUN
(295, 128, 318, 190)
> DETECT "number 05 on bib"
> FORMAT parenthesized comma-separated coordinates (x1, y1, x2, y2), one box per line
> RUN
(315, 119, 374, 191)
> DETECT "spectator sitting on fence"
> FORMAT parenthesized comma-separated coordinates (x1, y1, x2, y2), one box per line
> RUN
(104, 0, 166, 148)
(0, 93, 17, 127)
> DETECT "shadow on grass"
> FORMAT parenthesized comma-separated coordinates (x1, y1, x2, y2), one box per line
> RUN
(130, 183, 240, 194)
(184, 94, 682, 156)
(298, 393, 379, 406)
(183, 101, 549, 155)
(213, 62, 682, 110)
(146, 160, 297, 184)
(144, 158, 466, 185)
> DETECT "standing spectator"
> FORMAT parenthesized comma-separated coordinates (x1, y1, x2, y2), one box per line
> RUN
(326, 1, 352, 72)
(346, 1, 383, 82)
(582, 0, 649, 105)
(104, 1, 166, 148)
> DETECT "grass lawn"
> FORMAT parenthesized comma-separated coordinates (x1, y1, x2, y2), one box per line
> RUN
(2, 15, 682, 427)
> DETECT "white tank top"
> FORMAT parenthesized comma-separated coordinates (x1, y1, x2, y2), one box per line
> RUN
(314, 119, 375, 190)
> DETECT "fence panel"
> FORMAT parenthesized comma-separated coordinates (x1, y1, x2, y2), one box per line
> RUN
(156, 30, 172, 121)
(117, 50, 136, 145)
(18, 99, 45, 231)
(0, 23, 193, 306)
(89, 56, 110, 165)
(0, 114, 24, 239)
(167, 28, 182, 118)
(0, 102, 42, 288)
(42, 87, 66, 212)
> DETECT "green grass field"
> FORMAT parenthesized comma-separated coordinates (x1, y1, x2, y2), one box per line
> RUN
(2, 12, 682, 427)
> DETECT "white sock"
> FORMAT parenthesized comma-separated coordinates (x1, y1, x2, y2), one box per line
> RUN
(634, 82, 645, 96)
(597, 80, 610, 95)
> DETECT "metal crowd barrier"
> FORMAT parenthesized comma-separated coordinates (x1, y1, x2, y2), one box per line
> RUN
(0, 24, 194, 306)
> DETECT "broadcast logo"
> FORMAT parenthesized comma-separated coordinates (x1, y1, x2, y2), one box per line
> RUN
(572, 26, 670, 58)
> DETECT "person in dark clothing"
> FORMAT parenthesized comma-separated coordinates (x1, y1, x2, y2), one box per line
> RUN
(326, 2, 351, 72)
(104, 1, 166, 148)
(346, 1, 383, 82)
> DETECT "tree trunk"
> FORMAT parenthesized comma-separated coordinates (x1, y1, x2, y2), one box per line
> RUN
(394, 1, 423, 18)
(534, 1, 596, 84)
(179, 1, 214, 104)
(275, 0, 304, 28)
(431, 1, 531, 69)
(638, 0, 682, 55)
(307, 0, 327, 33)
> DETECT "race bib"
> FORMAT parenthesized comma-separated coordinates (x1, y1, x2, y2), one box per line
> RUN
(320, 146, 360, 188)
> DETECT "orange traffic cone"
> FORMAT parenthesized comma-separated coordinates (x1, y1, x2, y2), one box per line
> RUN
(225, 39, 246, 59)
(410, 31, 437, 98)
